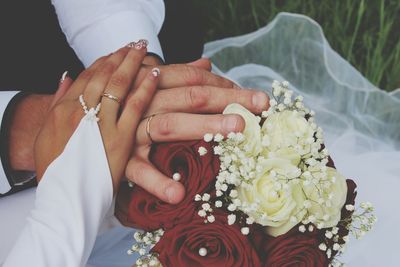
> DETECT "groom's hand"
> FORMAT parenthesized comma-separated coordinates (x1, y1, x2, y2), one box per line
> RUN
(124, 58, 269, 204)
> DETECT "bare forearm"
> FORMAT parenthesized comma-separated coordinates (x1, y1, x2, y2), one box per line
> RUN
(8, 94, 52, 171)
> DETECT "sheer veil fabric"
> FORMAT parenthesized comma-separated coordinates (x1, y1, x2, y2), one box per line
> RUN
(203, 12, 400, 266)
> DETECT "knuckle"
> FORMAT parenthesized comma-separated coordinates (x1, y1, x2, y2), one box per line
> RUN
(183, 66, 205, 86)
(126, 97, 144, 113)
(125, 160, 145, 182)
(109, 72, 129, 88)
(185, 86, 210, 109)
(51, 103, 80, 128)
(104, 136, 119, 154)
(96, 62, 115, 76)
(78, 69, 94, 81)
(157, 113, 175, 136)
(50, 104, 67, 125)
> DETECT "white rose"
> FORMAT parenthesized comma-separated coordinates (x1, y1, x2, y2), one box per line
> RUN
(303, 167, 348, 228)
(237, 158, 306, 237)
(223, 103, 262, 155)
(262, 110, 314, 156)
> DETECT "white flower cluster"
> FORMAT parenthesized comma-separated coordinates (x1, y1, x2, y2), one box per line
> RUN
(207, 81, 349, 237)
(326, 201, 376, 266)
(194, 193, 216, 224)
(348, 202, 377, 239)
(128, 229, 164, 267)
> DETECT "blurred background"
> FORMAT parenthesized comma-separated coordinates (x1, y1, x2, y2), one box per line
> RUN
(193, 0, 400, 92)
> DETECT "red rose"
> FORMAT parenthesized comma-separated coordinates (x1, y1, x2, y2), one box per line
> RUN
(152, 212, 261, 267)
(262, 227, 328, 267)
(127, 140, 220, 231)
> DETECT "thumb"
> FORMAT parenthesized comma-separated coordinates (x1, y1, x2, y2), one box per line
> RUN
(50, 71, 73, 109)
(187, 58, 212, 71)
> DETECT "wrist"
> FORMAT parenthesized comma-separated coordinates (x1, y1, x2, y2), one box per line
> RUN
(9, 94, 52, 171)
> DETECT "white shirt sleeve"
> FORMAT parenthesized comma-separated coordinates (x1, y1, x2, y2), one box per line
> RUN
(0, 91, 19, 195)
(3, 114, 114, 266)
(51, 0, 165, 67)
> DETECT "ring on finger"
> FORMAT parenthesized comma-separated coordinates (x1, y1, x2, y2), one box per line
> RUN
(146, 114, 156, 144)
(102, 93, 121, 104)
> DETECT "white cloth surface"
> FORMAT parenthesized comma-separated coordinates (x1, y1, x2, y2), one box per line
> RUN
(203, 12, 400, 266)
(0, 91, 19, 194)
(2, 114, 113, 266)
(51, 0, 165, 67)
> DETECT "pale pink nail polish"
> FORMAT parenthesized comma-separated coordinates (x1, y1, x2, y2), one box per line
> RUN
(59, 71, 68, 85)
(151, 67, 160, 77)
(134, 39, 149, 50)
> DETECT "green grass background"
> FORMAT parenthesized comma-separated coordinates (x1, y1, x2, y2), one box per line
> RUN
(193, 0, 400, 91)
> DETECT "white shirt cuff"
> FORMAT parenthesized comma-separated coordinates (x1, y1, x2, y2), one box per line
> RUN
(0, 91, 19, 194)
(70, 11, 164, 67)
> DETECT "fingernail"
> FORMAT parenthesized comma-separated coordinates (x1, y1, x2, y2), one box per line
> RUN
(151, 67, 160, 78)
(222, 115, 239, 132)
(252, 91, 268, 110)
(59, 71, 68, 85)
(165, 186, 175, 203)
(134, 39, 149, 50)
(126, 39, 148, 49)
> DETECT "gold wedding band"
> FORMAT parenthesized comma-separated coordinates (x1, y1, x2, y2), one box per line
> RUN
(146, 114, 156, 144)
(102, 93, 121, 104)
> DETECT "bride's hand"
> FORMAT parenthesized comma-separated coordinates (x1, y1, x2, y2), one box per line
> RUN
(34, 42, 159, 193)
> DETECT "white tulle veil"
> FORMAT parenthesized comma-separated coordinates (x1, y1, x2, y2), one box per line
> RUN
(88, 13, 400, 267)
(203, 12, 400, 267)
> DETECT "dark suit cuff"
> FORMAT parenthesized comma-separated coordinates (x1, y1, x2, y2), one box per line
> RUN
(146, 52, 165, 65)
(0, 92, 37, 196)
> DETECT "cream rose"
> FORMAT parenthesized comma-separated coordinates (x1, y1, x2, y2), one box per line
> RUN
(262, 110, 314, 156)
(303, 167, 348, 228)
(237, 158, 306, 237)
(223, 103, 262, 155)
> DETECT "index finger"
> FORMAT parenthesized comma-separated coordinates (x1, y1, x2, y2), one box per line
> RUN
(134, 64, 240, 90)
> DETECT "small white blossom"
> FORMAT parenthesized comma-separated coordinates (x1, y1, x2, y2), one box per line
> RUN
(198, 146, 207, 156)
(214, 146, 223, 155)
(227, 214, 236, 225)
(326, 248, 332, 259)
(299, 225, 306, 233)
(241, 227, 250, 235)
(203, 133, 213, 142)
(325, 231, 333, 239)
(216, 190, 223, 197)
(229, 190, 238, 198)
(214, 133, 224, 142)
(207, 215, 215, 223)
(215, 200, 223, 208)
(198, 210, 207, 217)
(318, 243, 327, 251)
(333, 243, 341, 251)
(246, 217, 255, 225)
(227, 203, 237, 211)
(202, 203, 211, 211)
(202, 193, 211, 201)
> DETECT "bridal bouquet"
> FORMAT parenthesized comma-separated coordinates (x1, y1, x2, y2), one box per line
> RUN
(126, 81, 375, 267)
